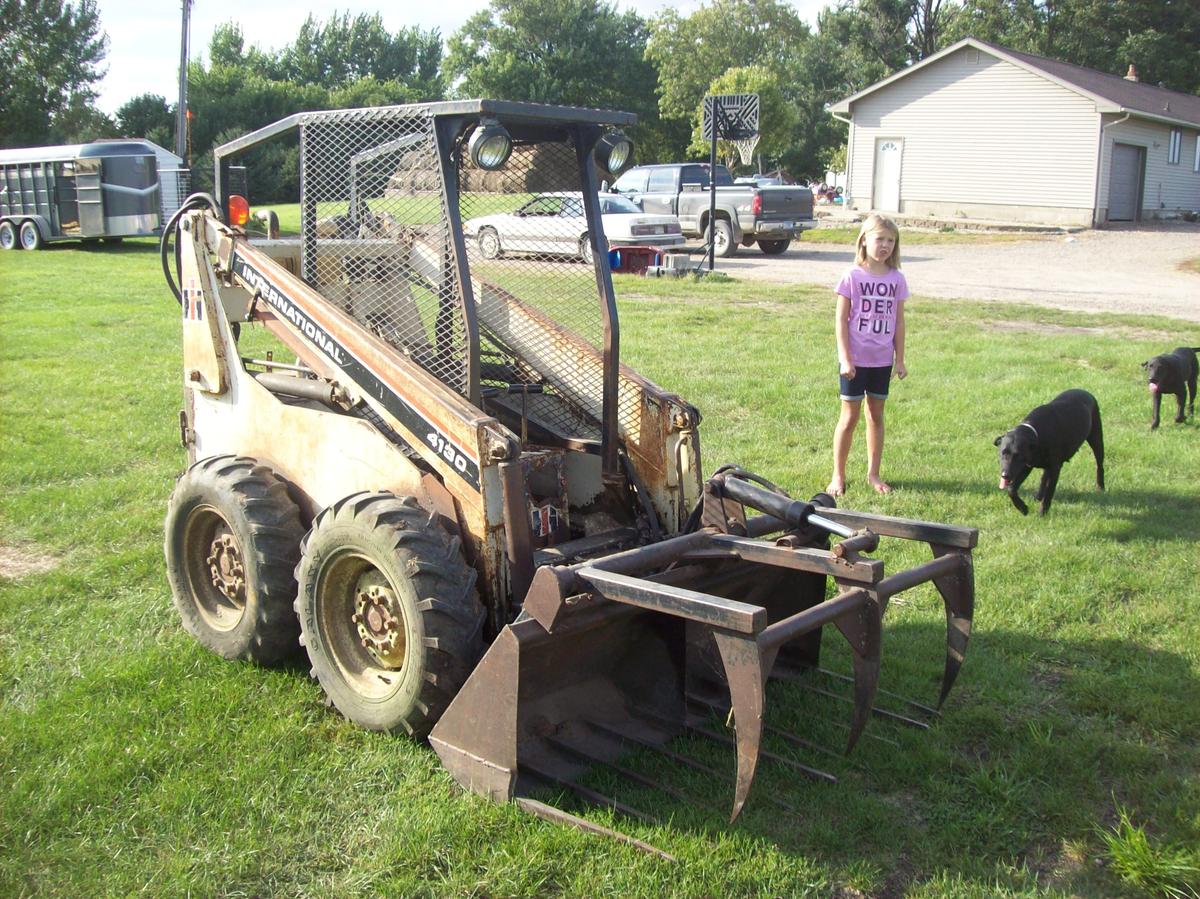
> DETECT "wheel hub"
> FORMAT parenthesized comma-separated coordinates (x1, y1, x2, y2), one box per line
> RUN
(352, 585, 405, 667)
(206, 532, 245, 602)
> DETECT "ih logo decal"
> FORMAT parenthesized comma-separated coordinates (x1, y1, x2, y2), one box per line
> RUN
(183, 282, 204, 321)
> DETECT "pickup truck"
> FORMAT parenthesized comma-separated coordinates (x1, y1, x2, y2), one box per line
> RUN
(611, 163, 816, 257)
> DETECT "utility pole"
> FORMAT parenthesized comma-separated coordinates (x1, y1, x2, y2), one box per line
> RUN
(175, 0, 193, 162)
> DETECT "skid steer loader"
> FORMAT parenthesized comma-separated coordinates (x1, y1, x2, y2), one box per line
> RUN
(161, 100, 977, 843)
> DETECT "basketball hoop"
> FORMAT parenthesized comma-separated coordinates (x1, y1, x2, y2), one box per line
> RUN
(732, 135, 759, 167)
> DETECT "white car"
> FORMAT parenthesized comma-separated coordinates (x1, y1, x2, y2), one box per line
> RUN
(463, 192, 684, 264)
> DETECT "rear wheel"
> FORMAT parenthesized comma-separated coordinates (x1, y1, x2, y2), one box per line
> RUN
(0, 222, 16, 250)
(295, 492, 485, 736)
(165, 455, 305, 663)
(579, 234, 594, 265)
(19, 221, 42, 250)
(758, 238, 791, 255)
(477, 227, 501, 259)
(705, 218, 736, 257)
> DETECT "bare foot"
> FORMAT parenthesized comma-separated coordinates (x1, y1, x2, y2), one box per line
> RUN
(868, 474, 891, 494)
(826, 478, 846, 497)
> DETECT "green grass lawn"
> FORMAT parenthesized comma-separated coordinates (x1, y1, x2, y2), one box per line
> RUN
(2, 239, 1199, 898)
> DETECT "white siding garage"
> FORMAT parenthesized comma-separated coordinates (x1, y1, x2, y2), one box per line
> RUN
(831, 38, 1200, 226)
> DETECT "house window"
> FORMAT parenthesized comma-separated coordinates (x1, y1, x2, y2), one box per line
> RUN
(1167, 128, 1181, 164)
(1194, 134, 1200, 172)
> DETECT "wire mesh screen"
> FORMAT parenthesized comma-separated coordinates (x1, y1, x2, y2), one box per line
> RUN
(460, 139, 609, 445)
(299, 109, 468, 396)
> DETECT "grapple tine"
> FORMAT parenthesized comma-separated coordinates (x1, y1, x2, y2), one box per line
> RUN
(930, 546, 975, 708)
(689, 723, 837, 785)
(813, 668, 941, 719)
(545, 735, 718, 812)
(513, 797, 677, 862)
(711, 631, 766, 823)
(831, 598, 882, 754)
(522, 763, 661, 825)
(687, 692, 844, 761)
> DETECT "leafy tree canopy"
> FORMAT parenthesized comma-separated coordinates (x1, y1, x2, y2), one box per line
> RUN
(946, 0, 1200, 93)
(445, 0, 658, 114)
(0, 0, 109, 147)
(115, 93, 174, 146)
(647, 0, 811, 123)
(270, 13, 443, 98)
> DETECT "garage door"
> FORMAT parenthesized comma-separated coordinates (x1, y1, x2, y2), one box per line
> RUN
(1108, 143, 1143, 222)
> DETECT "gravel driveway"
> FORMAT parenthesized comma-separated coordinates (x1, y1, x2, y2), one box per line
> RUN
(701, 223, 1200, 323)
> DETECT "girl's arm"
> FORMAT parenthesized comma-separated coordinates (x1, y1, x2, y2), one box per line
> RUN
(835, 294, 854, 378)
(894, 300, 907, 379)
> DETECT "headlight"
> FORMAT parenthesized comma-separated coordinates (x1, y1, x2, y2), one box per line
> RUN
(595, 132, 634, 176)
(468, 119, 513, 170)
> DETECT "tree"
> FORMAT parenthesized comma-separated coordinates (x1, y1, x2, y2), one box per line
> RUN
(116, 94, 174, 146)
(273, 12, 443, 98)
(444, 0, 661, 153)
(688, 67, 796, 172)
(0, 0, 109, 147)
(945, 0, 1200, 93)
(445, 0, 656, 112)
(647, 0, 812, 124)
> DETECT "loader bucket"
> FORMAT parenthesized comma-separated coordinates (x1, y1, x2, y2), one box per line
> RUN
(429, 553, 879, 824)
(429, 476, 977, 828)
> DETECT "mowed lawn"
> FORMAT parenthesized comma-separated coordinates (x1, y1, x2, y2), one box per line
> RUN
(1, 238, 1198, 898)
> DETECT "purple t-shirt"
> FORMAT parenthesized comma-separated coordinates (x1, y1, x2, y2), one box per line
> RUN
(835, 266, 909, 367)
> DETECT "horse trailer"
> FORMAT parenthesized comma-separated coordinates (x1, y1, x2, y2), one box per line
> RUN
(0, 140, 164, 250)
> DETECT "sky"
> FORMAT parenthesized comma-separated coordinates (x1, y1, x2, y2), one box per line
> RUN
(92, 0, 829, 116)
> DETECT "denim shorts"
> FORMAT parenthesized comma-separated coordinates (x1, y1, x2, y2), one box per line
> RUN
(839, 365, 892, 401)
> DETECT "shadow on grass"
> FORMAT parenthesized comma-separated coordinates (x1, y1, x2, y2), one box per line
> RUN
(28, 239, 161, 255)
(896, 476, 1199, 542)
(508, 617, 1198, 894)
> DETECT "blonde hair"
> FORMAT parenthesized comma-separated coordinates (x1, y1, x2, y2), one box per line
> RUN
(854, 214, 902, 269)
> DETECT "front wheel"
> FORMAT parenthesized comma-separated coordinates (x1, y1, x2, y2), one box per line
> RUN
(19, 221, 42, 251)
(758, 238, 791, 255)
(705, 218, 736, 257)
(164, 455, 305, 664)
(295, 492, 486, 736)
(0, 222, 16, 250)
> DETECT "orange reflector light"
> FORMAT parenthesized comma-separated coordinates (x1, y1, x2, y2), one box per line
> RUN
(227, 195, 250, 227)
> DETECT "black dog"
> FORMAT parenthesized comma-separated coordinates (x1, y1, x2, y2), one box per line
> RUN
(994, 389, 1104, 515)
(1143, 346, 1199, 429)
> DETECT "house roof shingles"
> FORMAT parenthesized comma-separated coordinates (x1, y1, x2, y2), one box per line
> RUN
(831, 37, 1200, 129)
(992, 40, 1200, 128)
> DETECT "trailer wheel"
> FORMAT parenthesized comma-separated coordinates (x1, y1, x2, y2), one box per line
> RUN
(705, 218, 736, 257)
(165, 455, 305, 664)
(295, 492, 485, 736)
(477, 227, 502, 259)
(758, 238, 790, 255)
(19, 221, 42, 251)
(0, 222, 16, 250)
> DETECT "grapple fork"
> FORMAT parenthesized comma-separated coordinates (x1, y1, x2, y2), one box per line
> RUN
(430, 473, 977, 828)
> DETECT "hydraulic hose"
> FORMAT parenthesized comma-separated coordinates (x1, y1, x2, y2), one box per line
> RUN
(160, 192, 221, 304)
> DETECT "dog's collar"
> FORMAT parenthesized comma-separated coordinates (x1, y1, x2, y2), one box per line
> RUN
(1017, 422, 1039, 440)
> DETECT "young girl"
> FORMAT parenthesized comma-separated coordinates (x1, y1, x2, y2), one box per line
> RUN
(827, 214, 908, 497)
